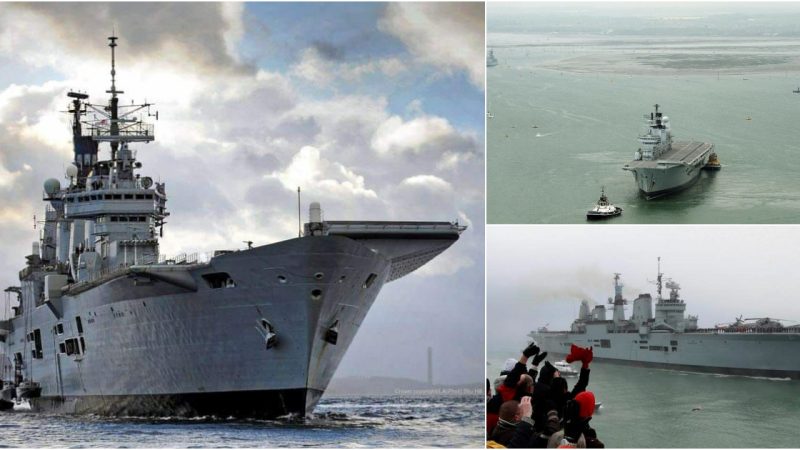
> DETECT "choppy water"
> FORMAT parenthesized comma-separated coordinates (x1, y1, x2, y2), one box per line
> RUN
(0, 395, 482, 448)
(486, 354, 800, 448)
(487, 34, 800, 223)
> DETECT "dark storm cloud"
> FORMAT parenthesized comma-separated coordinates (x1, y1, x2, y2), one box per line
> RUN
(311, 40, 345, 61)
(10, 2, 252, 74)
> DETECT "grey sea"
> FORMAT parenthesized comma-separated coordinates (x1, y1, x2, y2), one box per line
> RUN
(487, 353, 800, 448)
(487, 30, 800, 223)
(0, 395, 483, 448)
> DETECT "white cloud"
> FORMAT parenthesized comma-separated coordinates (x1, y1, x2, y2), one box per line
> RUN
(372, 115, 456, 155)
(379, 3, 485, 89)
(291, 48, 335, 86)
(0, 164, 20, 188)
(400, 174, 454, 193)
(269, 146, 378, 199)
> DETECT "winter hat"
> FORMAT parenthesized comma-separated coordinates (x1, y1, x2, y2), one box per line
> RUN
(538, 361, 557, 384)
(502, 358, 517, 374)
(574, 391, 596, 418)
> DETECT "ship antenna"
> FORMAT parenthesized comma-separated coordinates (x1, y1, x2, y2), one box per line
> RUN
(107, 33, 121, 161)
(297, 186, 302, 238)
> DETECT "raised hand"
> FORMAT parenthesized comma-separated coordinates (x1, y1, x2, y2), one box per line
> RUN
(522, 342, 540, 358)
(519, 395, 533, 418)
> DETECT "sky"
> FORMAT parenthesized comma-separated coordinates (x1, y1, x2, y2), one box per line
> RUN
(0, 2, 485, 385)
(488, 225, 800, 355)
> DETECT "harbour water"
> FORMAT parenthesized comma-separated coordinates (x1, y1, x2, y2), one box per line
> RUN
(486, 353, 800, 448)
(487, 33, 800, 223)
(0, 395, 483, 448)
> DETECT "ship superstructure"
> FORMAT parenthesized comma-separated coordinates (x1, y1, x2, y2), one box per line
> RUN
(530, 259, 800, 379)
(623, 105, 717, 199)
(0, 37, 465, 417)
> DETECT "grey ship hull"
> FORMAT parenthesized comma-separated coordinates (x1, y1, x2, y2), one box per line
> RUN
(530, 325, 800, 379)
(624, 141, 713, 199)
(4, 232, 458, 417)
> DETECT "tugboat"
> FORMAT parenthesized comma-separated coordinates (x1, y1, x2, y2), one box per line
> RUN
(487, 49, 498, 67)
(704, 152, 722, 171)
(586, 187, 622, 220)
(793, 87, 800, 94)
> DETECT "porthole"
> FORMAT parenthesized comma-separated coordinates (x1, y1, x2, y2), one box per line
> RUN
(338, 275, 346, 283)
(277, 275, 287, 284)
(311, 289, 322, 300)
(314, 272, 324, 280)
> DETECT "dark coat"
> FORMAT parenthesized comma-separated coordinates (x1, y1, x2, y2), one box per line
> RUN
(487, 361, 527, 434)
(490, 419, 519, 447)
(549, 367, 591, 419)
(507, 417, 553, 448)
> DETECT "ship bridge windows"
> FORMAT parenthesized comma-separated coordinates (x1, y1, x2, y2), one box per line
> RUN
(202, 272, 236, 289)
(108, 216, 149, 223)
(124, 194, 134, 200)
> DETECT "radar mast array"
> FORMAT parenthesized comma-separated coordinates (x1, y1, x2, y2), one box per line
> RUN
(68, 35, 158, 170)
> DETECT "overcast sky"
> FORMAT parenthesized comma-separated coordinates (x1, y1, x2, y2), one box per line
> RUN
(0, 2, 485, 385)
(488, 225, 800, 354)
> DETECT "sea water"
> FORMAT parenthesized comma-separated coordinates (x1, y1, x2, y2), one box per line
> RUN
(0, 395, 483, 448)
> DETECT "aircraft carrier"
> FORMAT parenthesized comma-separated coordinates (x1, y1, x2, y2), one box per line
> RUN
(0, 37, 465, 417)
(529, 259, 800, 379)
(623, 104, 718, 199)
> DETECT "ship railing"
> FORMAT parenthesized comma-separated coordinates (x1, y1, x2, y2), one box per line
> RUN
(693, 327, 800, 335)
(67, 252, 218, 293)
(81, 121, 155, 142)
(327, 222, 463, 231)
(156, 252, 214, 265)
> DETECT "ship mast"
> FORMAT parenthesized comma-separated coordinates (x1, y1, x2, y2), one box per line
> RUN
(107, 35, 122, 162)
(656, 256, 663, 301)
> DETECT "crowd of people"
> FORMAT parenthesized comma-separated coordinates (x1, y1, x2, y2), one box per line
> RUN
(486, 343, 604, 448)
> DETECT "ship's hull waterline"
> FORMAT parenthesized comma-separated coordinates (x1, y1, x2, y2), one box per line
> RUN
(531, 330, 800, 379)
(4, 234, 454, 418)
(628, 157, 711, 199)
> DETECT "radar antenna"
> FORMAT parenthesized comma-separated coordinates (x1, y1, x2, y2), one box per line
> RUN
(75, 35, 157, 164)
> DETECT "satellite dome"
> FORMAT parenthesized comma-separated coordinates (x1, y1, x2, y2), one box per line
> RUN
(65, 164, 79, 178)
(43, 178, 61, 195)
